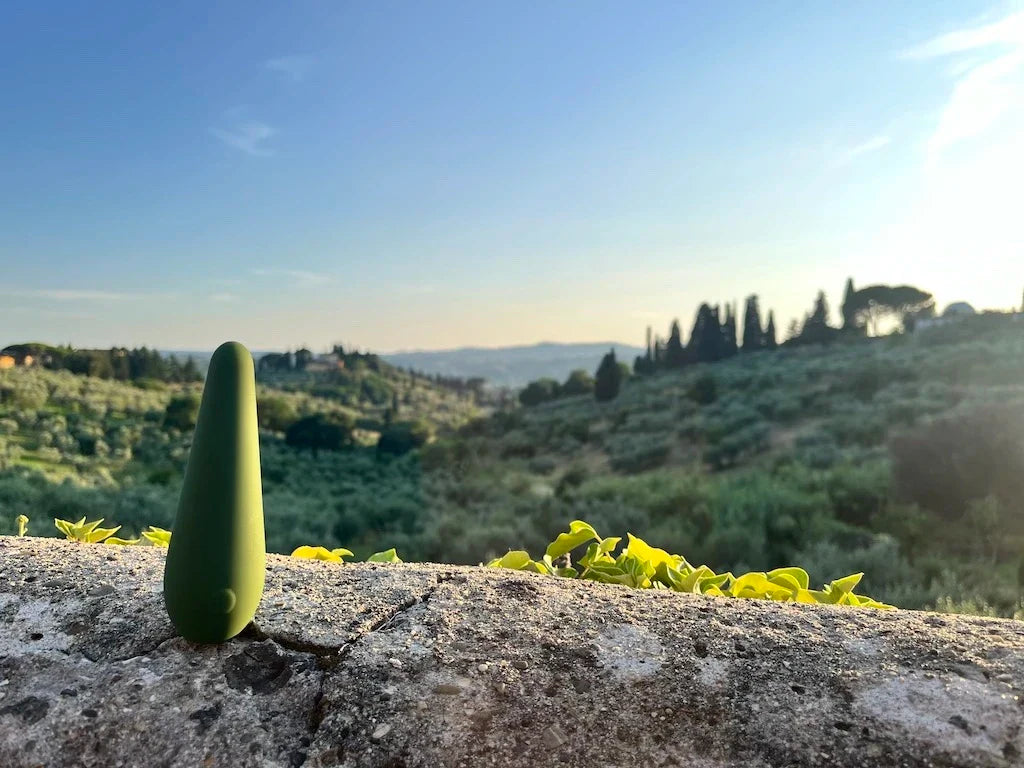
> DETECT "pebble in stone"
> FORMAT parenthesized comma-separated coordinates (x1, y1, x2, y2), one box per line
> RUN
(371, 723, 392, 742)
(543, 725, 568, 748)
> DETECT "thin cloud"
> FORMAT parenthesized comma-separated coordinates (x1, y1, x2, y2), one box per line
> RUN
(266, 55, 313, 82)
(250, 268, 331, 286)
(900, 12, 1024, 60)
(209, 293, 239, 302)
(210, 121, 276, 156)
(901, 10, 1024, 155)
(20, 289, 141, 301)
(835, 135, 891, 166)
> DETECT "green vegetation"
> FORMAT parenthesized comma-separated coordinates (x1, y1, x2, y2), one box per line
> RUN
(1, 343, 201, 383)
(31, 513, 889, 607)
(2, 307, 1024, 617)
(483, 519, 890, 608)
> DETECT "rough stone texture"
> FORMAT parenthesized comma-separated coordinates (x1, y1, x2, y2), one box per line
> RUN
(1, 537, 1024, 767)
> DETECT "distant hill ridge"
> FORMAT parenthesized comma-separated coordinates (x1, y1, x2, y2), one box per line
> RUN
(382, 341, 644, 388)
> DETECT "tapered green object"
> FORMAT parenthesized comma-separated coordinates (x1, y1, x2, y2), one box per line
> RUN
(164, 341, 265, 643)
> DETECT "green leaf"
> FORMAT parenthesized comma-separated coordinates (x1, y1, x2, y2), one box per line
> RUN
(367, 548, 403, 564)
(829, 573, 864, 594)
(54, 518, 77, 539)
(488, 550, 533, 570)
(545, 520, 600, 559)
(582, 561, 633, 585)
(767, 572, 803, 595)
(291, 545, 343, 561)
(105, 536, 141, 546)
(768, 567, 809, 590)
(654, 561, 685, 591)
(84, 525, 120, 543)
(624, 533, 677, 569)
(141, 527, 172, 547)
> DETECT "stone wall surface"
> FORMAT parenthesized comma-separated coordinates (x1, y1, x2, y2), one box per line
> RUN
(1, 536, 1023, 767)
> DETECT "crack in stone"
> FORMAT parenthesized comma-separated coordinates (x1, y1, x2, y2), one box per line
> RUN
(79, 632, 180, 663)
(292, 582, 440, 766)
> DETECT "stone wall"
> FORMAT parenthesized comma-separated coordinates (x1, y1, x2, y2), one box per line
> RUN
(1, 536, 1022, 767)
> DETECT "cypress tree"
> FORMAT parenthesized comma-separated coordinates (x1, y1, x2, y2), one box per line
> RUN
(594, 348, 622, 401)
(742, 295, 764, 352)
(689, 304, 723, 364)
(722, 303, 738, 358)
(164, 341, 265, 643)
(665, 319, 686, 367)
(800, 291, 833, 344)
(841, 277, 857, 331)
(765, 310, 778, 350)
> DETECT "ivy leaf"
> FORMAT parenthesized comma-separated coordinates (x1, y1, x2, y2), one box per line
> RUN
(624, 534, 677, 569)
(84, 525, 120, 543)
(488, 550, 534, 570)
(829, 573, 864, 594)
(105, 536, 141, 546)
(768, 567, 810, 590)
(291, 545, 343, 561)
(367, 548, 403, 563)
(141, 527, 172, 547)
(545, 520, 600, 559)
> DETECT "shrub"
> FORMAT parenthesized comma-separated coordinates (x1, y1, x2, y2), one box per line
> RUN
(163, 394, 201, 432)
(285, 413, 355, 453)
(519, 379, 560, 407)
(890, 404, 1024, 523)
(688, 373, 718, 405)
(606, 434, 671, 472)
(561, 369, 594, 397)
(377, 420, 433, 457)
(257, 396, 298, 433)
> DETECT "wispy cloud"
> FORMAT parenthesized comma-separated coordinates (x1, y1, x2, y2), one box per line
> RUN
(208, 293, 239, 302)
(900, 12, 1024, 60)
(250, 268, 331, 286)
(210, 120, 276, 156)
(266, 55, 314, 82)
(834, 135, 891, 166)
(901, 10, 1024, 155)
(18, 289, 143, 301)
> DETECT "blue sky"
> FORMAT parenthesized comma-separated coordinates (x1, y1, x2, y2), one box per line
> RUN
(2, 1, 1023, 351)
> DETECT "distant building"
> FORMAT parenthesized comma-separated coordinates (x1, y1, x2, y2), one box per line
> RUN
(943, 302, 976, 318)
(0, 346, 38, 368)
(306, 352, 345, 372)
(913, 301, 976, 332)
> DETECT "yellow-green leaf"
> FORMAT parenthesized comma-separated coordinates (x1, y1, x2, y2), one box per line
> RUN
(545, 520, 600, 559)
(367, 548, 403, 563)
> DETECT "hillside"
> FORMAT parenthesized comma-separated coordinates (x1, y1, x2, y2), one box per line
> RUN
(2, 317, 1024, 617)
(4, 535, 1024, 767)
(382, 341, 644, 387)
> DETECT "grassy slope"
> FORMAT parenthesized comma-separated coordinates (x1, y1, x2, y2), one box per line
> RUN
(2, 318, 1024, 615)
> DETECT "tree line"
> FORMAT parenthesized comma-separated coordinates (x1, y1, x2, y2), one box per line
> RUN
(632, 278, 933, 377)
(514, 278, 934, 407)
(258, 344, 487, 401)
(1, 343, 201, 383)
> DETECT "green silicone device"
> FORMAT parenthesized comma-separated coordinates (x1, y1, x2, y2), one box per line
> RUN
(163, 341, 266, 643)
